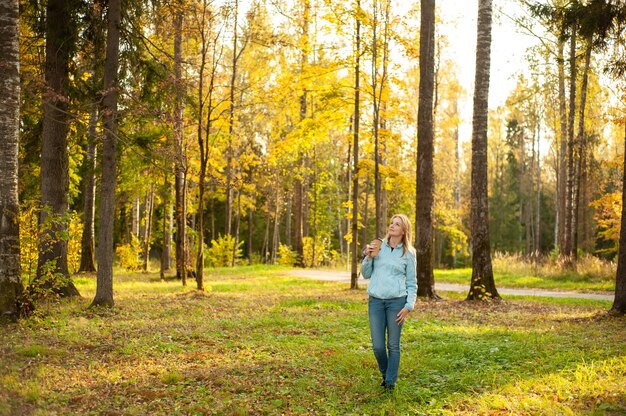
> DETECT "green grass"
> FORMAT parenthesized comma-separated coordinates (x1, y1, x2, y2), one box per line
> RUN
(436, 268, 615, 292)
(1, 265, 624, 415)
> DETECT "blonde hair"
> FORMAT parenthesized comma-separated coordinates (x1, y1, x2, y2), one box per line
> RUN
(384, 214, 415, 256)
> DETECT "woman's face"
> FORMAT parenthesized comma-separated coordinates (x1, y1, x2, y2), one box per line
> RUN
(388, 217, 405, 239)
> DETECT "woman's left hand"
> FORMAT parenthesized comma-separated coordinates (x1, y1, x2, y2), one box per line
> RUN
(395, 307, 410, 325)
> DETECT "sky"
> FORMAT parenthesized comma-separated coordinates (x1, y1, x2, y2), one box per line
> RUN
(438, 0, 541, 105)
(434, 0, 542, 140)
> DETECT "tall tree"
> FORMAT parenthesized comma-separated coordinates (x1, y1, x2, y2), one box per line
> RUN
(350, 0, 361, 290)
(173, 5, 187, 284)
(371, 0, 390, 237)
(0, 0, 24, 320)
(194, 0, 223, 288)
(78, 0, 105, 274)
(416, 0, 438, 298)
(468, 0, 499, 300)
(91, 0, 121, 308)
(294, 0, 311, 267)
(612, 120, 626, 315)
(37, 0, 79, 296)
(78, 103, 97, 273)
(563, 13, 577, 260)
(225, 0, 240, 237)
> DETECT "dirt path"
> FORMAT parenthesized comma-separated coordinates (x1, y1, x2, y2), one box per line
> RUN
(287, 269, 615, 302)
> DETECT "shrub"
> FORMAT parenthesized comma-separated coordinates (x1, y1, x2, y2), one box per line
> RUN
(303, 235, 331, 267)
(19, 205, 83, 281)
(115, 235, 142, 271)
(207, 234, 243, 267)
(277, 243, 298, 266)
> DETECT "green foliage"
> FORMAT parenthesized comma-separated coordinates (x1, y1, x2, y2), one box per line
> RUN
(0, 266, 623, 415)
(115, 235, 142, 271)
(207, 234, 243, 267)
(591, 192, 621, 257)
(302, 235, 330, 267)
(19, 205, 83, 280)
(277, 243, 297, 266)
(26, 260, 73, 303)
(19, 204, 39, 282)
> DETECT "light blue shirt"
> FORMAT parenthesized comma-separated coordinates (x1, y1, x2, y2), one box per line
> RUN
(361, 240, 417, 311)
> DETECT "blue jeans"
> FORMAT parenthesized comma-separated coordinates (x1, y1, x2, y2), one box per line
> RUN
(368, 296, 406, 387)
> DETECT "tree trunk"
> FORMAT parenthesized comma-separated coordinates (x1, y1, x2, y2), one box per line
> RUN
(416, 0, 438, 299)
(272, 192, 280, 264)
(361, 177, 370, 248)
(372, 0, 390, 238)
(454, 99, 461, 266)
(572, 38, 592, 258)
(294, 173, 304, 266)
(535, 120, 541, 254)
(350, 0, 361, 290)
(0, 0, 24, 320)
(132, 197, 140, 240)
(37, 0, 79, 297)
(564, 24, 576, 260)
(91, 0, 121, 308)
(79, 102, 97, 272)
(247, 202, 253, 265)
(195, 0, 218, 290)
(173, 6, 187, 284)
(262, 208, 270, 263)
(232, 190, 242, 266)
(468, 0, 499, 300)
(611, 121, 626, 315)
(142, 186, 154, 272)
(557, 33, 567, 253)
(163, 181, 172, 271)
(225, 0, 240, 236)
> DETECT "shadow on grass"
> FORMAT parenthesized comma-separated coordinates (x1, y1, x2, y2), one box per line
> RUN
(2, 269, 625, 415)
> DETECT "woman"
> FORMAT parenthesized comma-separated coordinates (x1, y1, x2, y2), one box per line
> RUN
(361, 214, 417, 391)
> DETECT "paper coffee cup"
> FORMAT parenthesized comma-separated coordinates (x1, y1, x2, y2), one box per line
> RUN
(370, 239, 381, 257)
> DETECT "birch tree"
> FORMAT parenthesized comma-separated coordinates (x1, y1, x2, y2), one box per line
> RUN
(0, 0, 24, 320)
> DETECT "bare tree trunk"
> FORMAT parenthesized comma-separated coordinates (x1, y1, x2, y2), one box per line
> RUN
(0, 0, 24, 320)
(79, 103, 97, 272)
(572, 38, 592, 258)
(232, 190, 242, 266)
(372, 0, 390, 237)
(173, 6, 187, 284)
(416, 0, 438, 299)
(557, 33, 567, 253)
(247, 202, 253, 265)
(225, 0, 240, 236)
(611, 121, 626, 315)
(294, 173, 304, 266)
(361, 177, 370, 249)
(535, 119, 541, 254)
(163, 181, 172, 270)
(91, 0, 121, 308)
(272, 192, 280, 264)
(285, 193, 292, 247)
(262, 208, 270, 263)
(350, 1, 361, 289)
(37, 0, 79, 296)
(564, 24, 576, 260)
(131, 197, 140, 239)
(142, 186, 154, 272)
(468, 0, 499, 300)
(454, 99, 461, 266)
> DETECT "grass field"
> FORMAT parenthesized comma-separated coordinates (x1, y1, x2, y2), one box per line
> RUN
(1, 265, 625, 415)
